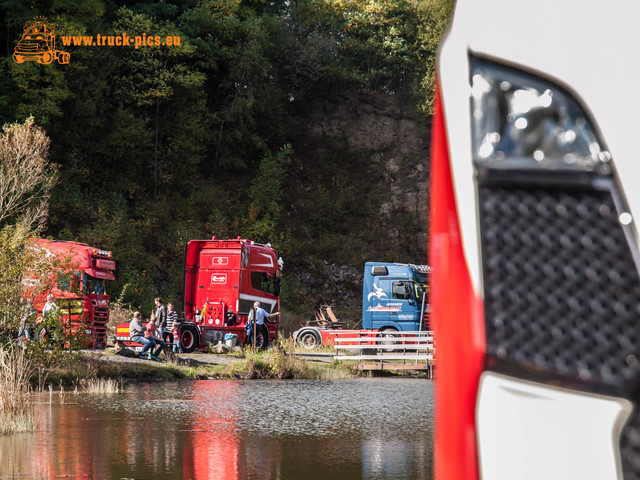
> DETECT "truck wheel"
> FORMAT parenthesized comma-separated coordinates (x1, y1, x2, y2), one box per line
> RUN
(13, 54, 23, 64)
(255, 326, 270, 350)
(35, 326, 48, 342)
(297, 329, 321, 349)
(378, 328, 399, 352)
(180, 326, 199, 353)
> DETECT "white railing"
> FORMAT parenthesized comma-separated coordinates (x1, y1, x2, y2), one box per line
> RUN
(333, 331, 435, 377)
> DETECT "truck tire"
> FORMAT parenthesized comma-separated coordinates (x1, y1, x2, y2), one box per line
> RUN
(35, 326, 48, 342)
(378, 328, 399, 352)
(296, 328, 321, 349)
(255, 325, 270, 350)
(180, 326, 199, 353)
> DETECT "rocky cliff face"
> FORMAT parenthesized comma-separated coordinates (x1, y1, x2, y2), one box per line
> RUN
(304, 92, 430, 253)
(283, 92, 431, 321)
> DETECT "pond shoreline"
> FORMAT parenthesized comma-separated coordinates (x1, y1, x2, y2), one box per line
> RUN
(36, 346, 430, 388)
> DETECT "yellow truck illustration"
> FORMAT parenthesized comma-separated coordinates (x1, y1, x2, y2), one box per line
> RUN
(13, 20, 70, 65)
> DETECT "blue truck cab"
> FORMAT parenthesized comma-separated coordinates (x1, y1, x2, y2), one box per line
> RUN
(362, 262, 430, 332)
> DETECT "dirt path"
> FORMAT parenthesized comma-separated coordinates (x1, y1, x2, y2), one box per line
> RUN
(82, 348, 245, 367)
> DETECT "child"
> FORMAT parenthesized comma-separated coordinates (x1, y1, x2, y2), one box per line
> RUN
(171, 318, 184, 354)
(144, 317, 166, 359)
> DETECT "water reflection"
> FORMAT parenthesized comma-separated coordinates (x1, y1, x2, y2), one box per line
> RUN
(0, 378, 433, 479)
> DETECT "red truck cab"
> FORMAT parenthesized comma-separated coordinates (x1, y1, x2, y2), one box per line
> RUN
(29, 239, 115, 348)
(115, 237, 281, 353)
(180, 237, 281, 352)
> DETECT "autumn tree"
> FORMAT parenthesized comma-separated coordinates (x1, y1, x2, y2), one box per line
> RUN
(0, 117, 58, 340)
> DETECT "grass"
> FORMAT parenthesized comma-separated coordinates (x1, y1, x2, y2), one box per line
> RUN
(23, 335, 375, 391)
(0, 341, 35, 434)
(81, 378, 123, 394)
(237, 339, 362, 379)
(0, 411, 35, 435)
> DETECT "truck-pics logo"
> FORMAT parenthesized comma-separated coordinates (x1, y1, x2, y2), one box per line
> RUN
(13, 17, 70, 65)
(211, 274, 227, 285)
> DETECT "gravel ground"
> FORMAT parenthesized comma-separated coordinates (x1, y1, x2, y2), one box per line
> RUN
(81, 347, 245, 367)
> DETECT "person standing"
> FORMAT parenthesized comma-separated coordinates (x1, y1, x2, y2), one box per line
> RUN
(154, 297, 167, 337)
(18, 298, 36, 345)
(42, 293, 57, 319)
(171, 318, 183, 354)
(166, 302, 178, 348)
(245, 301, 280, 347)
(129, 311, 154, 359)
(167, 303, 177, 331)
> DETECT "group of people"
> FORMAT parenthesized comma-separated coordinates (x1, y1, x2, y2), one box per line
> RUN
(129, 298, 279, 358)
(129, 297, 183, 360)
(20, 293, 281, 355)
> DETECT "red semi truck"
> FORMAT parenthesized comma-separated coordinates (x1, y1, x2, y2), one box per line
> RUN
(180, 237, 281, 351)
(117, 237, 281, 352)
(28, 239, 116, 349)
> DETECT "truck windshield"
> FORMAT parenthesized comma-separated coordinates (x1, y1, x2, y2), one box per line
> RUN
(84, 274, 105, 294)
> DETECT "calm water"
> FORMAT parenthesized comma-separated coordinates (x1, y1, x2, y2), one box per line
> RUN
(0, 378, 434, 480)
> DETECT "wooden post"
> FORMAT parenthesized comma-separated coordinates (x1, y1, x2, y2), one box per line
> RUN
(252, 307, 257, 351)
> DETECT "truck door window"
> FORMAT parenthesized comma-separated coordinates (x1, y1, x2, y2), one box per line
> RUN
(414, 282, 429, 302)
(392, 281, 412, 300)
(251, 272, 281, 296)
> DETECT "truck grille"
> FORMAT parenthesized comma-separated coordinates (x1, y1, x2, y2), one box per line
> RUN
(478, 181, 640, 478)
(478, 184, 640, 391)
(478, 182, 640, 478)
(92, 306, 109, 349)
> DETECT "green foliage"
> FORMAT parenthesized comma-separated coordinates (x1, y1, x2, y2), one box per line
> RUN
(412, 0, 455, 114)
(26, 309, 88, 365)
(328, 0, 415, 92)
(0, 226, 29, 337)
(245, 144, 292, 246)
(0, 0, 452, 315)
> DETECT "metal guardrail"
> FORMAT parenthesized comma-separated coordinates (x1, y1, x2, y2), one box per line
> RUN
(333, 331, 435, 377)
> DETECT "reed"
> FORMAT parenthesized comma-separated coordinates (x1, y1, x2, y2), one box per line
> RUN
(0, 341, 35, 434)
(81, 378, 122, 395)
